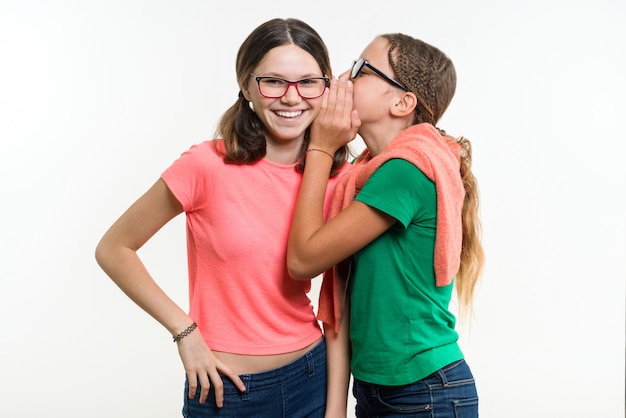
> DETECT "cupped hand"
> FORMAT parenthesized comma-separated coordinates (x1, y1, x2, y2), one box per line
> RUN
(176, 331, 245, 408)
(309, 75, 361, 154)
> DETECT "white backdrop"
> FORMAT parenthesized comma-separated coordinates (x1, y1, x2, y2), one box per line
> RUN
(1, 1, 624, 417)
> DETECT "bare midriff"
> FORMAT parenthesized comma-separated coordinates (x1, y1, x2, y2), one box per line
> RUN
(213, 337, 322, 375)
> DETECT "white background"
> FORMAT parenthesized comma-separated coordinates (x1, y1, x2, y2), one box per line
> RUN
(1, 1, 624, 417)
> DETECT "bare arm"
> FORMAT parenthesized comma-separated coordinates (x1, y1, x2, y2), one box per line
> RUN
(95, 178, 187, 334)
(324, 296, 352, 418)
(287, 77, 396, 279)
(94, 178, 245, 406)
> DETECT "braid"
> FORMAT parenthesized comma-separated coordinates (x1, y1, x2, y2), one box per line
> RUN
(455, 134, 485, 318)
(381, 33, 484, 315)
(383, 33, 456, 125)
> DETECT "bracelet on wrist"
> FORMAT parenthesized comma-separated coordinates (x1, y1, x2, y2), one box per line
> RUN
(306, 148, 334, 160)
(172, 322, 197, 343)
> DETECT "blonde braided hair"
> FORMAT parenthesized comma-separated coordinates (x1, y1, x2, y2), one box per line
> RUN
(382, 33, 485, 316)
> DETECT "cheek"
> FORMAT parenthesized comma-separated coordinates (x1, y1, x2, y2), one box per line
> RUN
(303, 98, 323, 118)
(353, 82, 376, 104)
(353, 90, 377, 115)
(250, 96, 275, 113)
(354, 91, 390, 123)
(352, 89, 364, 111)
(309, 99, 324, 113)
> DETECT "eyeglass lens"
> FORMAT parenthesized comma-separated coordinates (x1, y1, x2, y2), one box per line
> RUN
(351, 59, 365, 79)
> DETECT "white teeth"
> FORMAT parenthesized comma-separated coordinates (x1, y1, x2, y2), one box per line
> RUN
(275, 111, 303, 118)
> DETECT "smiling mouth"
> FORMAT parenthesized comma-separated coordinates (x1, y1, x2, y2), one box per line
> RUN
(274, 110, 303, 118)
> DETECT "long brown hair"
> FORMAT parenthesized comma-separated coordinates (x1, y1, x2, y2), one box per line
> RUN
(215, 18, 348, 175)
(382, 33, 485, 314)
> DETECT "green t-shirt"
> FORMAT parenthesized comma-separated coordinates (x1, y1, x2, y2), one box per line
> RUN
(350, 158, 463, 386)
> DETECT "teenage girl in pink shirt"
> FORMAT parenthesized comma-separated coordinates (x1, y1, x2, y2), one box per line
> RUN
(95, 18, 349, 417)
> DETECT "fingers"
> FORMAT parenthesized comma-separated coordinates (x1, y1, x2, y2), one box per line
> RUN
(186, 367, 246, 409)
(212, 362, 246, 407)
(187, 373, 199, 400)
(207, 369, 223, 407)
(309, 76, 357, 152)
(342, 79, 354, 120)
(326, 77, 349, 119)
(326, 78, 339, 114)
(178, 330, 245, 409)
(319, 78, 346, 114)
(187, 371, 212, 404)
(333, 78, 348, 119)
(320, 78, 354, 129)
(320, 84, 329, 116)
(221, 367, 246, 392)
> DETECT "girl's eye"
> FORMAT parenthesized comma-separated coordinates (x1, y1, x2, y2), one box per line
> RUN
(264, 78, 286, 86)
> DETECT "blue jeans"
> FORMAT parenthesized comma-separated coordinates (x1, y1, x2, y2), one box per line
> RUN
(352, 359, 478, 417)
(182, 339, 326, 417)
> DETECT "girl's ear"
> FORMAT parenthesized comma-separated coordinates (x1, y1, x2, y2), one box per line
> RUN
(390, 92, 418, 118)
(241, 82, 252, 102)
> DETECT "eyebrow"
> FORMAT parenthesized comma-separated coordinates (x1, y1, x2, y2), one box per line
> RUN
(255, 72, 325, 79)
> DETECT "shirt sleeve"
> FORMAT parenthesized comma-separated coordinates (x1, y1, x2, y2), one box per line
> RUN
(161, 141, 213, 212)
(355, 158, 436, 229)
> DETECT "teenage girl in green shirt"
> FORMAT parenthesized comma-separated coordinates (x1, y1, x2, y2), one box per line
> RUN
(288, 33, 485, 417)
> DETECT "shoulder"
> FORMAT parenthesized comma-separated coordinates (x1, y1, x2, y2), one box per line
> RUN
(171, 139, 223, 168)
(185, 139, 222, 158)
(162, 139, 224, 183)
(375, 158, 431, 185)
(360, 159, 434, 205)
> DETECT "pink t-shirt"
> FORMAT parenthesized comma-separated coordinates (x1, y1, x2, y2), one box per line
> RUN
(161, 140, 346, 355)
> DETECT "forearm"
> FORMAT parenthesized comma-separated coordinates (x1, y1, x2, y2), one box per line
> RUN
(95, 179, 193, 335)
(287, 151, 334, 279)
(288, 77, 362, 280)
(323, 301, 351, 418)
(96, 243, 192, 336)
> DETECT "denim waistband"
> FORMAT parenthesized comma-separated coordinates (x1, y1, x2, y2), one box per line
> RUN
(221, 337, 326, 394)
(354, 358, 470, 389)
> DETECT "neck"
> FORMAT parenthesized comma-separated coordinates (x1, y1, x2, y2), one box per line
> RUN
(361, 130, 401, 157)
(360, 120, 412, 157)
(264, 137, 304, 165)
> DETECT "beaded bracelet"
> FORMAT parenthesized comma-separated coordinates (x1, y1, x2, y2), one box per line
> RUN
(172, 322, 197, 343)
(306, 148, 334, 160)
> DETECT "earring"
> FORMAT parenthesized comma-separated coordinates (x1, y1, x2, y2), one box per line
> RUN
(248, 101, 255, 112)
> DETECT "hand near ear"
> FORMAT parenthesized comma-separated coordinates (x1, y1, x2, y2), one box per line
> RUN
(309, 75, 361, 154)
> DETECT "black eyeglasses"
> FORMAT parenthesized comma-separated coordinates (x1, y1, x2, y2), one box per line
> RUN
(350, 58, 409, 92)
(251, 74, 329, 99)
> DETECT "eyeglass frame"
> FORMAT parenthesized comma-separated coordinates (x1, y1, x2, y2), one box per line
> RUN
(350, 58, 422, 116)
(250, 74, 330, 99)
(350, 58, 409, 92)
